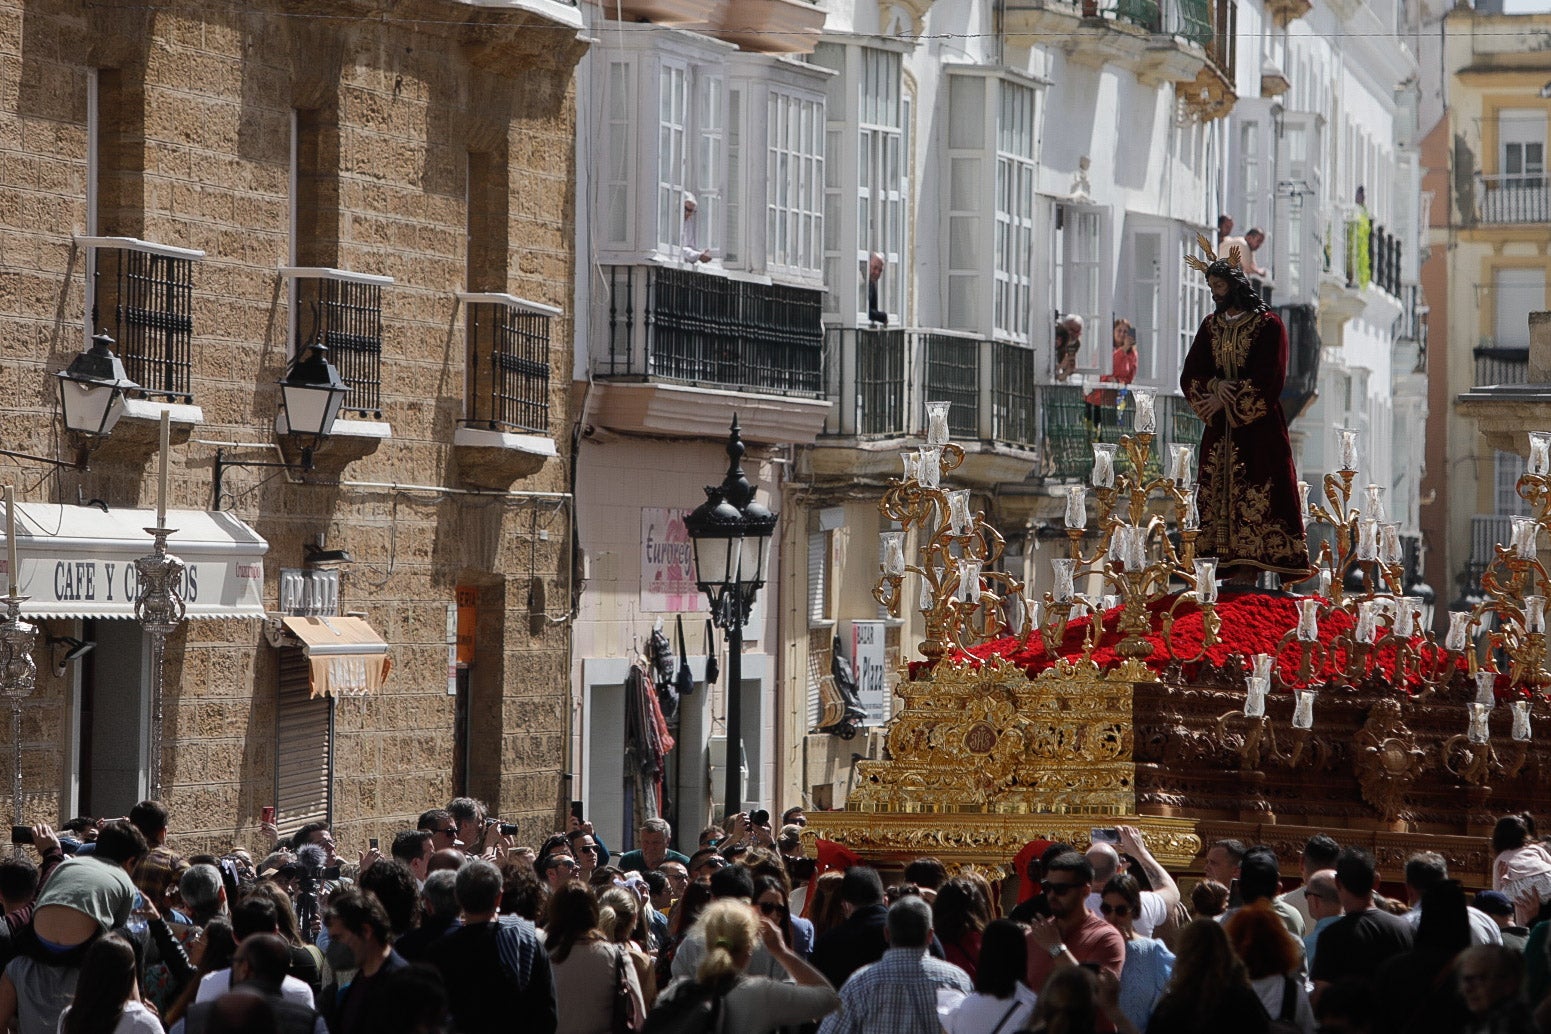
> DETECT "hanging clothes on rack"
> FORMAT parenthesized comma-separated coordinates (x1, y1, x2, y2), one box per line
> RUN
(624, 655, 676, 823)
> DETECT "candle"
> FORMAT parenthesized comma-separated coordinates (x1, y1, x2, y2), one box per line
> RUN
(1183, 493, 1200, 531)
(1123, 525, 1147, 572)
(900, 451, 918, 482)
(1051, 558, 1076, 603)
(1064, 485, 1087, 530)
(1296, 598, 1319, 641)
(1475, 670, 1497, 707)
(1253, 653, 1274, 681)
(1527, 595, 1547, 634)
(1245, 675, 1268, 718)
(1513, 699, 1533, 742)
(1170, 445, 1194, 487)
(947, 490, 973, 537)
(1296, 480, 1310, 519)
(3, 483, 15, 597)
(917, 447, 942, 490)
(956, 560, 982, 603)
(157, 408, 171, 528)
(1511, 516, 1539, 561)
(1468, 702, 1491, 744)
(881, 532, 906, 577)
(1091, 444, 1116, 488)
(1338, 428, 1359, 472)
(1357, 520, 1379, 562)
(1445, 611, 1472, 652)
(1195, 558, 1218, 604)
(1532, 431, 1551, 476)
(1363, 484, 1386, 522)
(1356, 600, 1378, 642)
(1317, 566, 1332, 598)
(925, 401, 952, 446)
(1024, 597, 1043, 632)
(1133, 390, 1156, 434)
(1293, 689, 1316, 730)
(1379, 523, 1403, 566)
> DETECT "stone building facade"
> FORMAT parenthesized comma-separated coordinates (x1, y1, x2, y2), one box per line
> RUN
(0, 0, 586, 852)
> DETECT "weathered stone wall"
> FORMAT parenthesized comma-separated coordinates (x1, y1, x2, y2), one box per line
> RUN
(0, 0, 584, 853)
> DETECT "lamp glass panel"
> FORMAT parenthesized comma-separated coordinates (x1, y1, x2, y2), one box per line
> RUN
(282, 382, 343, 437)
(59, 379, 117, 436)
(739, 530, 770, 586)
(693, 534, 738, 589)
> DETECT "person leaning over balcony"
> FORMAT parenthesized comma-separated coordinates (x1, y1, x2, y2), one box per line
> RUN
(681, 193, 712, 265)
(867, 253, 888, 325)
(1086, 319, 1138, 428)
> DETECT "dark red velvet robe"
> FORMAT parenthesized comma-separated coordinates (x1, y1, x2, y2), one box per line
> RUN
(1180, 309, 1311, 577)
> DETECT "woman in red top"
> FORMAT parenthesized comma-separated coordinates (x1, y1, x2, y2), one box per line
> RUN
(1086, 320, 1138, 427)
(933, 878, 990, 981)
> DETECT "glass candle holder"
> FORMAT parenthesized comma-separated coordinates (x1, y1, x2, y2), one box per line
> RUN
(1379, 523, 1403, 565)
(1357, 520, 1379, 562)
(1253, 652, 1274, 681)
(947, 490, 974, 537)
(1468, 702, 1491, 745)
(1338, 428, 1359, 471)
(1363, 484, 1386, 522)
(1183, 494, 1200, 531)
(1051, 558, 1076, 603)
(1531, 431, 1551, 476)
(1527, 595, 1547, 634)
(1293, 690, 1316, 730)
(1122, 525, 1147, 572)
(1133, 390, 1156, 434)
(1513, 699, 1533, 742)
(1393, 597, 1417, 639)
(900, 451, 918, 482)
(1476, 670, 1497, 707)
(1316, 566, 1333, 598)
(1446, 611, 1472, 652)
(917, 447, 942, 490)
(1245, 675, 1268, 718)
(1170, 445, 1194, 487)
(881, 532, 906, 577)
(1064, 485, 1086, 530)
(1511, 516, 1538, 561)
(1091, 444, 1117, 488)
(1195, 558, 1218, 604)
(1355, 600, 1378, 642)
(925, 400, 952, 446)
(1297, 479, 1311, 519)
(1296, 598, 1320, 641)
(956, 560, 982, 603)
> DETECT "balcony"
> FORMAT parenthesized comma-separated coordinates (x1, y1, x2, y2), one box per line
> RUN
(1474, 345, 1529, 388)
(1004, 0, 1084, 45)
(583, 0, 712, 25)
(700, 0, 826, 55)
(1280, 303, 1321, 422)
(1318, 210, 1403, 328)
(817, 329, 1041, 484)
(1474, 174, 1551, 225)
(591, 264, 831, 443)
(454, 294, 559, 488)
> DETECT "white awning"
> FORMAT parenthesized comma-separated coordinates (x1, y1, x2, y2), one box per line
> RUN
(279, 616, 391, 698)
(0, 504, 268, 619)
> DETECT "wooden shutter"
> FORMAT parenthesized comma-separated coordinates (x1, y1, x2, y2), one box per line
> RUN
(274, 647, 333, 835)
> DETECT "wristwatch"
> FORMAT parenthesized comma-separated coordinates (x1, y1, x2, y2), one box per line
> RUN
(1048, 943, 1067, 958)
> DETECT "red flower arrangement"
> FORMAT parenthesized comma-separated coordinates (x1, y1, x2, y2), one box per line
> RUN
(929, 592, 1479, 694)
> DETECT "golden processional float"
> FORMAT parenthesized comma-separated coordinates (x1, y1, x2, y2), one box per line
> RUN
(806, 398, 1551, 886)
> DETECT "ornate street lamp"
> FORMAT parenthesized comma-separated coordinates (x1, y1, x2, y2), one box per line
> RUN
(56, 331, 139, 437)
(685, 417, 777, 822)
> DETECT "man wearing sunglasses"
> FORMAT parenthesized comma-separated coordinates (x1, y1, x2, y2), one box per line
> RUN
(1025, 852, 1125, 1023)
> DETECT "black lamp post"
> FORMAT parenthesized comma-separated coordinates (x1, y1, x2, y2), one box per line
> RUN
(685, 416, 776, 822)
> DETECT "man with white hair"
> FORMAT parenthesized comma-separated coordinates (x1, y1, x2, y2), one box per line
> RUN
(681, 193, 712, 264)
(1083, 826, 1179, 937)
(616, 818, 688, 874)
(817, 897, 971, 1034)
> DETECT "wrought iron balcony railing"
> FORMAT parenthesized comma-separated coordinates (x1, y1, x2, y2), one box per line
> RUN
(293, 275, 385, 418)
(463, 300, 553, 434)
(1475, 173, 1550, 224)
(1474, 345, 1529, 388)
(1325, 212, 1403, 299)
(91, 244, 196, 403)
(1038, 386, 1203, 480)
(597, 265, 824, 396)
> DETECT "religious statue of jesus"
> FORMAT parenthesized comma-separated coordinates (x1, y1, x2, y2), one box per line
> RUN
(1180, 238, 1311, 586)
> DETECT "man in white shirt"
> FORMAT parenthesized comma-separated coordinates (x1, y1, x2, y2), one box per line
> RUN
(194, 896, 316, 1007)
(1401, 851, 1501, 946)
(1083, 825, 1179, 937)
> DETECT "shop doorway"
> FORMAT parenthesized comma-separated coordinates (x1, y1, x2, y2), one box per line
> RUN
(75, 619, 149, 818)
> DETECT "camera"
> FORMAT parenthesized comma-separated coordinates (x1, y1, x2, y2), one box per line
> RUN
(749, 809, 770, 827)
(10, 825, 32, 845)
(499, 823, 520, 836)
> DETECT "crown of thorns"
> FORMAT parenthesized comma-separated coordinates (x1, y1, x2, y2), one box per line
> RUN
(1183, 232, 1241, 275)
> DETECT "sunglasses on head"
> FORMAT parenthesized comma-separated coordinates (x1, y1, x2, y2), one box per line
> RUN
(1099, 903, 1131, 916)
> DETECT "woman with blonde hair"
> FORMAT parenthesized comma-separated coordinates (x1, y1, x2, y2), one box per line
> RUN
(599, 887, 658, 1009)
(649, 899, 838, 1033)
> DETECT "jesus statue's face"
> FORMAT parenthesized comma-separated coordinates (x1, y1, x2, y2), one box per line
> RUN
(1208, 275, 1230, 303)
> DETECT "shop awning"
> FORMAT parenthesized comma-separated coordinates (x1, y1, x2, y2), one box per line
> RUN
(280, 616, 391, 698)
(0, 504, 267, 619)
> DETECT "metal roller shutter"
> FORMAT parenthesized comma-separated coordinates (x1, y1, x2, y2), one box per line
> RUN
(274, 646, 333, 835)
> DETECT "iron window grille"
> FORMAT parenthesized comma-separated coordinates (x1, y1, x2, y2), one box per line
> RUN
(288, 272, 388, 419)
(83, 240, 202, 403)
(462, 296, 556, 435)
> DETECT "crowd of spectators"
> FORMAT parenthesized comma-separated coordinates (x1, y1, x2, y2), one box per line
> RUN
(3, 800, 1551, 1034)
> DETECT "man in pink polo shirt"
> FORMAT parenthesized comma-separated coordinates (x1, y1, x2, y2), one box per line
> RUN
(1025, 852, 1126, 1027)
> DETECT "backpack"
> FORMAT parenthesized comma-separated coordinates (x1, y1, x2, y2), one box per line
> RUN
(641, 978, 733, 1034)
